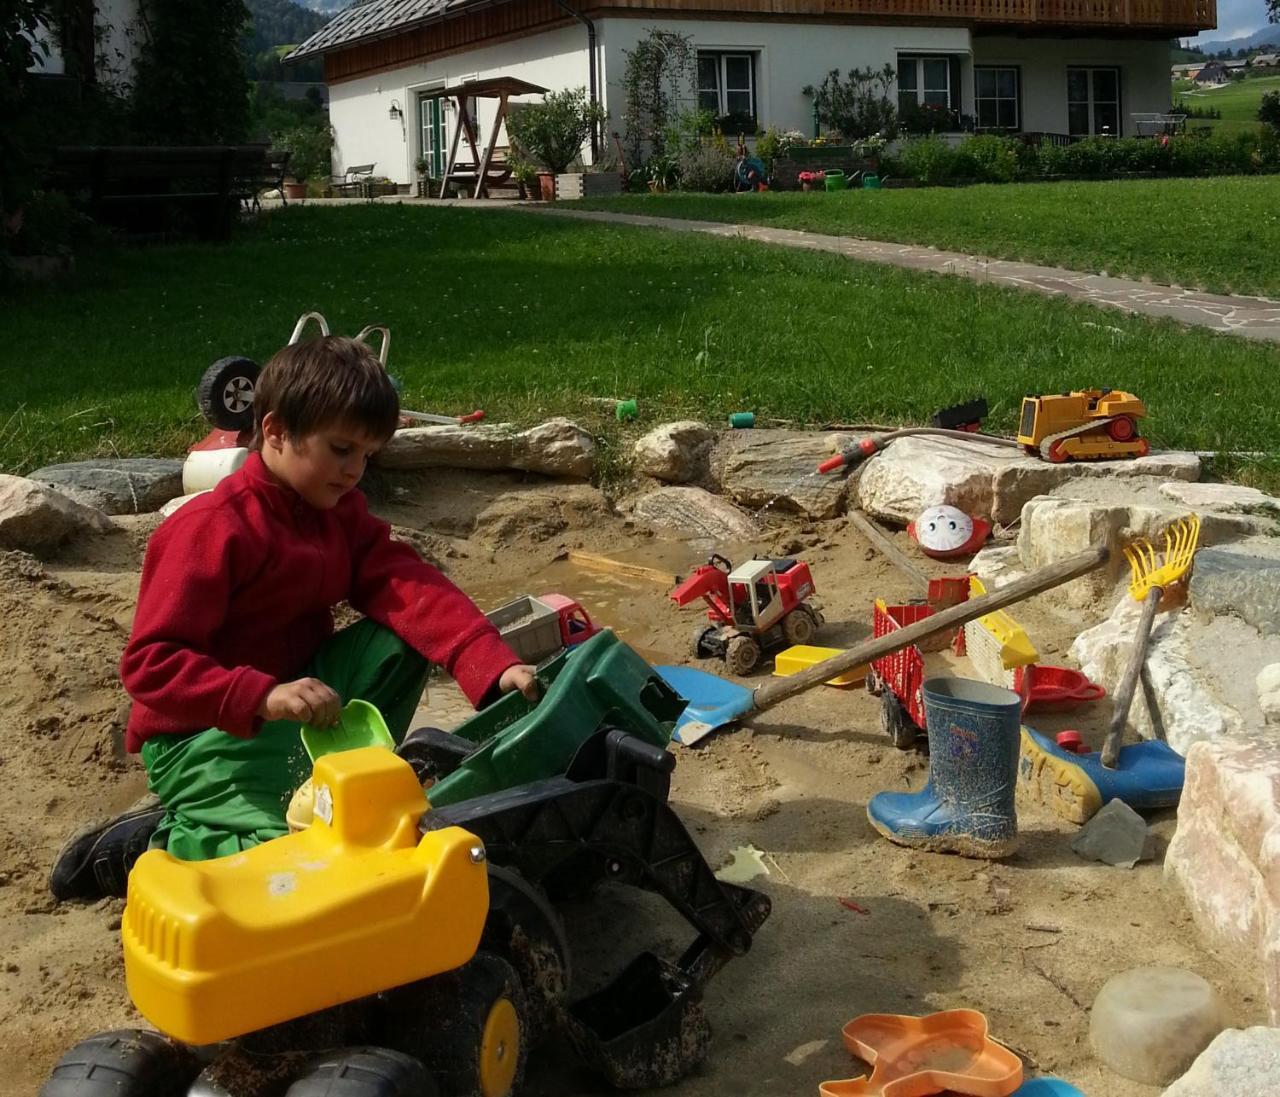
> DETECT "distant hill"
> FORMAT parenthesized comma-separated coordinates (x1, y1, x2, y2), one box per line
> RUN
(1189, 26, 1280, 55)
(245, 0, 330, 54)
(294, 0, 352, 12)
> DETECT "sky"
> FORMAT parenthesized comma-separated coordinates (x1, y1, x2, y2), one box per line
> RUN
(1186, 0, 1273, 43)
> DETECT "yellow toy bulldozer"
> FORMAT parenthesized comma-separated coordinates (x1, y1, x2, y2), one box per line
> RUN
(1016, 388, 1150, 463)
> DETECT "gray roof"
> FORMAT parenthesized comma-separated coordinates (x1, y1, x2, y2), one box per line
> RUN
(287, 0, 503, 61)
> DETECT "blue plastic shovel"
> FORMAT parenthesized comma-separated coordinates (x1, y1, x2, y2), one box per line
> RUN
(657, 548, 1109, 745)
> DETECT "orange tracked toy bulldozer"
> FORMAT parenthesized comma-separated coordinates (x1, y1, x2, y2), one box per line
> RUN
(1016, 388, 1150, 463)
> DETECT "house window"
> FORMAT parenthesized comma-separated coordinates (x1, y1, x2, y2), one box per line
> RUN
(1067, 66, 1120, 136)
(974, 66, 1019, 131)
(897, 55, 954, 110)
(697, 52, 756, 126)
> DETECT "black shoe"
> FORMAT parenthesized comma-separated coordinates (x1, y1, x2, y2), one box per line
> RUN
(49, 807, 164, 902)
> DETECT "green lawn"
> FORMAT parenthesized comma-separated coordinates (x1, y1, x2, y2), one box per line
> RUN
(1174, 73, 1280, 136)
(578, 175, 1280, 299)
(2, 205, 1278, 489)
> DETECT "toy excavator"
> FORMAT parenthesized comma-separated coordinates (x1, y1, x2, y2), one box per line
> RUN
(42, 631, 771, 1097)
(1016, 388, 1150, 462)
(671, 554, 823, 675)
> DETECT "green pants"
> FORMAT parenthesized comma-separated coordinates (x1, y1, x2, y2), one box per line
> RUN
(141, 619, 428, 861)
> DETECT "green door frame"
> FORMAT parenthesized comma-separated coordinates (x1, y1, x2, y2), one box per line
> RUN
(418, 93, 444, 176)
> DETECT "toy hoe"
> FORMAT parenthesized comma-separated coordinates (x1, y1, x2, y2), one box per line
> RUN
(43, 631, 771, 1097)
(1020, 516, 1199, 824)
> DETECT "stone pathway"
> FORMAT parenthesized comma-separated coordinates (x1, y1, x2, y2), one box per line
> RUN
(498, 204, 1280, 345)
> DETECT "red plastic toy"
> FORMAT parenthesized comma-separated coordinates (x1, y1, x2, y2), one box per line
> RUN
(866, 600, 932, 750)
(1015, 664, 1106, 714)
(671, 554, 823, 676)
(537, 593, 601, 649)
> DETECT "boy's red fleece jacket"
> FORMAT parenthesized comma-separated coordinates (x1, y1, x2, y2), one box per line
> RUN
(120, 452, 520, 752)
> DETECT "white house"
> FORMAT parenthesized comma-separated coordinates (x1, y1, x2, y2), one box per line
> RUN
(27, 0, 142, 91)
(289, 0, 1217, 185)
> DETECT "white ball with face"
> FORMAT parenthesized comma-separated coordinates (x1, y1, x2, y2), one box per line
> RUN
(915, 505, 975, 553)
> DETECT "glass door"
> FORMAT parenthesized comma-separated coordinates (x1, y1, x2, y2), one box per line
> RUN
(418, 94, 444, 175)
(1067, 67, 1121, 137)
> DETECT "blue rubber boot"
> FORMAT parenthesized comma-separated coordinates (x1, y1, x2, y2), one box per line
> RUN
(867, 678, 1022, 859)
(1019, 728, 1185, 824)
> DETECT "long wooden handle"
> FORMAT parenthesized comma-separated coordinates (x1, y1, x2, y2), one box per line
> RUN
(751, 546, 1110, 714)
(1100, 587, 1162, 768)
(846, 509, 929, 593)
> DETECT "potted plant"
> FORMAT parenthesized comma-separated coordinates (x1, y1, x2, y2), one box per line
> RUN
(414, 155, 435, 198)
(509, 155, 539, 200)
(272, 123, 334, 199)
(506, 87, 607, 201)
(798, 169, 824, 192)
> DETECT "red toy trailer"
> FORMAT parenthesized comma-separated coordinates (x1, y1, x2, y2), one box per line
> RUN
(671, 554, 823, 676)
(865, 599, 932, 750)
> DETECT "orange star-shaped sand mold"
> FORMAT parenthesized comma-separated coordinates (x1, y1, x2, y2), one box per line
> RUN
(819, 1009, 1023, 1097)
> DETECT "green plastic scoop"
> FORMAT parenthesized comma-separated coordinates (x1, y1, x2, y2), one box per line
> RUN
(300, 699, 394, 762)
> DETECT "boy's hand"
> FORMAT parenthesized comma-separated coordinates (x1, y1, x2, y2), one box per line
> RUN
(498, 664, 541, 703)
(260, 678, 342, 726)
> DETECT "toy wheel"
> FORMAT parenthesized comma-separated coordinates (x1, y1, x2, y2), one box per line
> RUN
(782, 606, 818, 646)
(692, 624, 718, 659)
(865, 671, 882, 697)
(285, 1047, 436, 1097)
(197, 356, 260, 430)
(880, 691, 917, 751)
(40, 1029, 199, 1097)
(1046, 438, 1070, 464)
(725, 634, 761, 676)
(384, 952, 528, 1097)
(1107, 416, 1137, 442)
(395, 726, 474, 786)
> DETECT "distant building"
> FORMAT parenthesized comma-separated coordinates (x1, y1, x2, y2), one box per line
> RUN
(1194, 60, 1230, 84)
(1254, 53, 1280, 68)
(1171, 61, 1203, 78)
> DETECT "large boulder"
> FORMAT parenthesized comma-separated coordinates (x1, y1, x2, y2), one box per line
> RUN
(1068, 596, 1280, 754)
(1162, 1026, 1280, 1096)
(1166, 741, 1280, 1024)
(627, 486, 759, 541)
(1190, 543, 1280, 637)
(710, 429, 857, 520)
(1260, 664, 1280, 725)
(0, 475, 112, 551)
(29, 457, 184, 515)
(1160, 482, 1280, 511)
(376, 418, 595, 479)
(634, 421, 715, 484)
(855, 433, 1199, 527)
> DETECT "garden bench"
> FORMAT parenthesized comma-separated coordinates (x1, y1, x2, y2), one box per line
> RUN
(331, 163, 375, 198)
(51, 145, 276, 239)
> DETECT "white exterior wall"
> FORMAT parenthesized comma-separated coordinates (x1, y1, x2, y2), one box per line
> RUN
(598, 18, 973, 136)
(326, 25, 592, 183)
(973, 36, 1172, 137)
(27, 0, 141, 89)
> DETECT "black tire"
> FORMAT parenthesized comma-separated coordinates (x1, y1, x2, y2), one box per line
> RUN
(197, 355, 260, 430)
(40, 1029, 199, 1097)
(285, 1046, 436, 1097)
(724, 634, 761, 676)
(865, 671, 882, 697)
(691, 624, 718, 659)
(880, 691, 917, 751)
(781, 605, 818, 646)
(382, 952, 528, 1097)
(395, 726, 474, 786)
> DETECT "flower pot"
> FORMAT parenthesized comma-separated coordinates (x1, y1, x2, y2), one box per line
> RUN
(283, 181, 308, 200)
(522, 181, 542, 201)
(538, 172, 556, 201)
(800, 182, 813, 192)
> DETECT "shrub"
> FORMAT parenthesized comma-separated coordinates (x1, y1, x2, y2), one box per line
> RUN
(677, 142, 736, 192)
(899, 101, 960, 136)
(506, 87, 607, 175)
(894, 136, 958, 184)
(1260, 91, 1280, 133)
(802, 66, 897, 140)
(271, 123, 334, 183)
(3, 190, 89, 257)
(755, 126, 783, 170)
(662, 108, 717, 156)
(959, 135, 1020, 182)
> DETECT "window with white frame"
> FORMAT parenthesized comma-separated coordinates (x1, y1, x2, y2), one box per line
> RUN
(1067, 66, 1121, 136)
(974, 66, 1019, 130)
(697, 52, 756, 125)
(897, 55, 954, 110)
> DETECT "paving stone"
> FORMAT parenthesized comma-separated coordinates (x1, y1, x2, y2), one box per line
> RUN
(1161, 1026, 1280, 1096)
(1165, 740, 1280, 1024)
(0, 475, 112, 551)
(376, 418, 595, 479)
(628, 486, 759, 541)
(634, 421, 715, 484)
(1071, 798, 1150, 868)
(710, 429, 856, 520)
(29, 458, 184, 515)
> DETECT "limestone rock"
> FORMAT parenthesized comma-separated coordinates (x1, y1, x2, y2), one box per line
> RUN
(376, 418, 595, 479)
(28, 458, 184, 515)
(0, 475, 112, 551)
(1190, 544, 1280, 637)
(1166, 740, 1280, 1024)
(159, 492, 209, 519)
(1070, 597, 1237, 754)
(711, 429, 857, 520)
(1161, 1026, 1280, 1096)
(1160, 482, 1280, 512)
(634, 421, 715, 484)
(1258, 664, 1280, 725)
(968, 545, 1025, 590)
(471, 483, 608, 546)
(628, 486, 759, 541)
(1017, 497, 1256, 606)
(855, 433, 1199, 527)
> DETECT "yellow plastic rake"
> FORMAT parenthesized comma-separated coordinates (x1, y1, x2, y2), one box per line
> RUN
(1102, 514, 1201, 768)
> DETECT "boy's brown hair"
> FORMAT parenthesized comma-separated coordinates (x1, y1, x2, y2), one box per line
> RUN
(252, 335, 400, 448)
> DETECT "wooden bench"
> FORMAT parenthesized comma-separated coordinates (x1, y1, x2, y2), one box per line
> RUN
(51, 145, 281, 239)
(331, 163, 375, 198)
